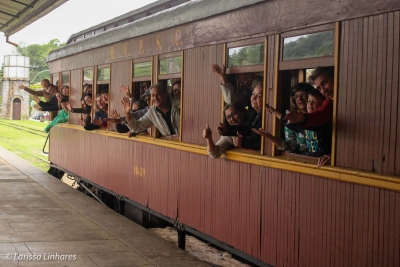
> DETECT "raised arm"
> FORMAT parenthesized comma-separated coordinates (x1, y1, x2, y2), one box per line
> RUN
(119, 85, 133, 99)
(19, 84, 45, 97)
(203, 124, 217, 153)
(252, 128, 284, 147)
(121, 97, 133, 123)
(284, 98, 333, 128)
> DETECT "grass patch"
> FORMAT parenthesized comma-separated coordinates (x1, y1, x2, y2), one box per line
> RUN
(0, 118, 49, 172)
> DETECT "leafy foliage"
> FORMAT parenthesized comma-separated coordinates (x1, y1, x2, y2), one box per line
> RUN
(160, 56, 182, 75)
(13, 39, 65, 84)
(228, 44, 264, 67)
(134, 62, 152, 77)
(283, 31, 333, 61)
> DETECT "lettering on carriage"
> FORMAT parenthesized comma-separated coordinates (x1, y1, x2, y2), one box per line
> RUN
(123, 42, 129, 56)
(174, 28, 183, 47)
(110, 46, 115, 59)
(133, 166, 145, 177)
(156, 35, 162, 51)
(138, 40, 145, 54)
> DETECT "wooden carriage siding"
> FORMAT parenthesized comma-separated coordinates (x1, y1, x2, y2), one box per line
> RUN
(48, 9, 400, 176)
(337, 11, 400, 175)
(46, 0, 400, 266)
(49, 126, 400, 267)
(68, 69, 82, 126)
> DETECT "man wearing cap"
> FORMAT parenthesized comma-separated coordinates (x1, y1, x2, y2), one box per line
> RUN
(122, 83, 180, 137)
(141, 89, 151, 106)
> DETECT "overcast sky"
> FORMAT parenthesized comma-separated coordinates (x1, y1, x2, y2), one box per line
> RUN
(0, 0, 158, 67)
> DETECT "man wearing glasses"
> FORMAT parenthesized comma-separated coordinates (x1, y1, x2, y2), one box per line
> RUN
(172, 80, 181, 99)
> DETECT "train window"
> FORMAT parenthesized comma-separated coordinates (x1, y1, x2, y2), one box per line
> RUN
(83, 69, 93, 84)
(227, 43, 264, 67)
(134, 61, 151, 77)
(272, 67, 334, 165)
(129, 58, 152, 136)
(52, 73, 59, 88)
(157, 52, 182, 140)
(224, 38, 265, 111)
(128, 80, 152, 137)
(282, 30, 333, 61)
(62, 73, 70, 85)
(280, 24, 335, 70)
(159, 56, 182, 75)
(97, 68, 110, 81)
(95, 66, 110, 130)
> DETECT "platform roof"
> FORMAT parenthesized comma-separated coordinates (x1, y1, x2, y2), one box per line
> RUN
(0, 0, 67, 37)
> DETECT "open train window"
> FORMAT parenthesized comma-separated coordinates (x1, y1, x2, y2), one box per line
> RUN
(131, 57, 152, 136)
(132, 58, 152, 100)
(279, 24, 335, 70)
(51, 73, 59, 88)
(94, 66, 110, 130)
(156, 51, 182, 141)
(220, 38, 266, 154)
(273, 69, 332, 162)
(273, 24, 338, 166)
(225, 38, 265, 108)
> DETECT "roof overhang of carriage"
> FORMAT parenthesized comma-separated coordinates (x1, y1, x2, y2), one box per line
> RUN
(0, 0, 67, 37)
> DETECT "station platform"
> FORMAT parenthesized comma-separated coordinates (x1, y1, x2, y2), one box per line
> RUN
(0, 146, 209, 267)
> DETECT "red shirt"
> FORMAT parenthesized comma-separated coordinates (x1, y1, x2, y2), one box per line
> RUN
(304, 98, 333, 128)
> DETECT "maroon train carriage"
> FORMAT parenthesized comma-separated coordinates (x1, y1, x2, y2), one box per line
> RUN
(46, 0, 400, 266)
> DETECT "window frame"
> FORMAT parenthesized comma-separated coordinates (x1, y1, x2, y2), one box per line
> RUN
(97, 64, 111, 83)
(132, 56, 152, 82)
(273, 22, 340, 166)
(83, 67, 94, 86)
(222, 37, 267, 155)
(156, 51, 183, 141)
(51, 73, 60, 90)
(93, 64, 111, 130)
(131, 57, 153, 138)
(158, 51, 182, 79)
(279, 24, 336, 70)
(226, 37, 265, 74)
(61, 71, 70, 87)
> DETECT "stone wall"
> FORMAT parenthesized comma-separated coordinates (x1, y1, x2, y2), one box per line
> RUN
(1, 79, 30, 119)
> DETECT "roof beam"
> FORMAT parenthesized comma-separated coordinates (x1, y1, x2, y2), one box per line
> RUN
(0, 10, 20, 18)
(11, 0, 35, 8)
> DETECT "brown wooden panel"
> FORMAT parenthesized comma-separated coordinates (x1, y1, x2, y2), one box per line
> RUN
(353, 17, 364, 169)
(336, 19, 345, 167)
(382, 12, 399, 173)
(395, 192, 400, 266)
(376, 14, 387, 175)
(263, 35, 276, 156)
(69, 69, 82, 125)
(192, 0, 398, 47)
(336, 11, 400, 175)
(49, 126, 400, 266)
(394, 12, 400, 175)
(109, 60, 132, 131)
(182, 44, 224, 145)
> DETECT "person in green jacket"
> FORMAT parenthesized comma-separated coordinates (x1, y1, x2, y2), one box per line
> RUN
(44, 96, 69, 133)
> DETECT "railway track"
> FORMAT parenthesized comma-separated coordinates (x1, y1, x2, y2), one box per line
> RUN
(0, 121, 48, 137)
(0, 121, 49, 164)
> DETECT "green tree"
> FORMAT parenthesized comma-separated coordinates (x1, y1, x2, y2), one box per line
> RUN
(283, 31, 333, 60)
(14, 39, 65, 84)
(228, 44, 264, 67)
